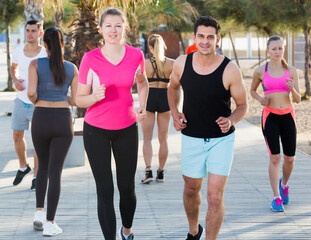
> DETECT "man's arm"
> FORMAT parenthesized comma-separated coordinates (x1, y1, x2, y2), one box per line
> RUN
(168, 55, 187, 131)
(10, 63, 25, 91)
(216, 62, 248, 133)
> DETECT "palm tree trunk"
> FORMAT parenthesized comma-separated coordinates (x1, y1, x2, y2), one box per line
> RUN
(5, 23, 13, 91)
(228, 30, 240, 68)
(257, 31, 261, 65)
(25, 0, 45, 23)
(303, 23, 311, 97)
(54, 11, 63, 28)
(177, 31, 186, 54)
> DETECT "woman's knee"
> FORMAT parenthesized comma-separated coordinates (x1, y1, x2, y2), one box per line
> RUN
(284, 155, 295, 165)
(270, 154, 281, 165)
(118, 180, 135, 196)
(158, 136, 168, 147)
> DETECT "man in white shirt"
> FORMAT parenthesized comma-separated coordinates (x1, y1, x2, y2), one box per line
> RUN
(10, 20, 47, 190)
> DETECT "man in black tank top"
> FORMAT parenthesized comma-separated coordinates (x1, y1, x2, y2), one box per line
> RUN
(168, 16, 248, 240)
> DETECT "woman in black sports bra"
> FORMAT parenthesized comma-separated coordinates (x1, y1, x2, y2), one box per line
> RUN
(141, 34, 174, 184)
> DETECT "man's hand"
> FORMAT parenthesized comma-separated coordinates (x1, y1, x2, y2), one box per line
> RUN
(216, 117, 232, 133)
(14, 79, 25, 91)
(173, 112, 187, 131)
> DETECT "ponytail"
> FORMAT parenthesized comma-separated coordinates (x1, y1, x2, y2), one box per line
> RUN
(148, 34, 166, 77)
(43, 27, 66, 86)
(281, 58, 288, 70)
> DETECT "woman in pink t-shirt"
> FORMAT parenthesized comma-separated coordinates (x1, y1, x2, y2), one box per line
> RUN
(76, 8, 148, 240)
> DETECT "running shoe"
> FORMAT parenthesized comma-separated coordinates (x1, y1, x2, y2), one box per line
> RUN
(119, 227, 134, 240)
(13, 164, 31, 186)
(279, 178, 289, 204)
(186, 224, 204, 240)
(141, 169, 153, 184)
(43, 221, 63, 236)
(271, 198, 285, 212)
(156, 169, 165, 182)
(33, 210, 45, 231)
(30, 178, 36, 191)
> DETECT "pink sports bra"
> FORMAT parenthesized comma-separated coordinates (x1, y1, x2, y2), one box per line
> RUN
(262, 62, 291, 94)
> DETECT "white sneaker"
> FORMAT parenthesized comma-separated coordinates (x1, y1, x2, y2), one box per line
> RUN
(43, 221, 63, 236)
(33, 210, 45, 231)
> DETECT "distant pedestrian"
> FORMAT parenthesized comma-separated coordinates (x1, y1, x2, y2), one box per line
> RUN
(28, 27, 78, 236)
(168, 16, 247, 239)
(141, 34, 174, 184)
(76, 8, 148, 240)
(216, 44, 223, 55)
(250, 36, 300, 212)
(14, 38, 22, 50)
(10, 20, 47, 191)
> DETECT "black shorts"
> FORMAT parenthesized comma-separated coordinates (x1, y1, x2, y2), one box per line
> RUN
(261, 106, 296, 156)
(146, 88, 170, 113)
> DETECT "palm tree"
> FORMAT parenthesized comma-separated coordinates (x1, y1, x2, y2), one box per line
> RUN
(44, 0, 63, 28)
(144, 0, 199, 53)
(68, 0, 103, 67)
(67, 0, 103, 117)
(0, 0, 24, 91)
(25, 0, 45, 22)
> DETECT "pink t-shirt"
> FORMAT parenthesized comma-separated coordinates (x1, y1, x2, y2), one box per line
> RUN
(79, 44, 145, 130)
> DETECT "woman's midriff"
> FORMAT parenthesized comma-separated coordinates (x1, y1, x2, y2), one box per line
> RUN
(35, 100, 70, 108)
(265, 91, 292, 109)
(148, 81, 169, 88)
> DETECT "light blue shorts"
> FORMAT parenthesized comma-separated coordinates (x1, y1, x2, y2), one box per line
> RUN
(11, 98, 34, 130)
(181, 132, 235, 178)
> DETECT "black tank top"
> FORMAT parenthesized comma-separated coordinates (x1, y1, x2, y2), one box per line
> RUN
(180, 52, 235, 138)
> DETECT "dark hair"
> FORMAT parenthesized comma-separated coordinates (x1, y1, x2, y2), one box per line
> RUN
(43, 27, 66, 87)
(194, 16, 221, 35)
(25, 20, 43, 31)
(267, 36, 288, 70)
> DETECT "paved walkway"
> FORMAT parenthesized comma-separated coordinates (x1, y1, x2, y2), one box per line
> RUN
(1, 92, 311, 239)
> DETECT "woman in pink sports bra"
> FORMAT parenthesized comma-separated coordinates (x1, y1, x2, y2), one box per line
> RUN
(76, 8, 148, 240)
(251, 36, 301, 212)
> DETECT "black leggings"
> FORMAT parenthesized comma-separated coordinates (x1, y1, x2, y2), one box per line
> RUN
(83, 122, 138, 240)
(262, 108, 296, 156)
(31, 107, 73, 221)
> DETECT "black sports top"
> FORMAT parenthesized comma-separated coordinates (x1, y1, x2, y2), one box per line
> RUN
(147, 57, 170, 83)
(180, 52, 235, 138)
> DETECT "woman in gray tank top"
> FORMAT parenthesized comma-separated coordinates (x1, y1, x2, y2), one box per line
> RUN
(27, 27, 78, 237)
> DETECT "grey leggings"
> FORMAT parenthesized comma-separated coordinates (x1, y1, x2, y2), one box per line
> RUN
(31, 107, 73, 221)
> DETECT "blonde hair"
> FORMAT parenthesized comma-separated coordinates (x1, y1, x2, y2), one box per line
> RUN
(267, 36, 288, 70)
(148, 34, 167, 77)
(99, 8, 129, 43)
